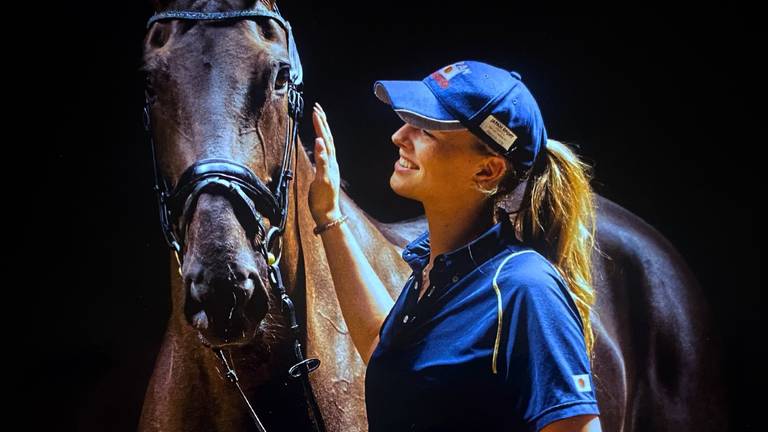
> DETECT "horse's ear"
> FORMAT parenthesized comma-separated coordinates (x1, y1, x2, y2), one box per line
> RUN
(284, 21, 303, 85)
(262, 0, 277, 11)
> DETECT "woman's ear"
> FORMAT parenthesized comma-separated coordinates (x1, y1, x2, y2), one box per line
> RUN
(474, 155, 507, 187)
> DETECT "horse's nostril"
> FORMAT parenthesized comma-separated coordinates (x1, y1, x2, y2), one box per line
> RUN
(227, 266, 249, 283)
(189, 280, 205, 303)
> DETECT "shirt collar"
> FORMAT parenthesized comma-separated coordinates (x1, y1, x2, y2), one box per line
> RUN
(401, 216, 521, 284)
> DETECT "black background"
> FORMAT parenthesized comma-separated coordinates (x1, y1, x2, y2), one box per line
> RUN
(25, 3, 758, 431)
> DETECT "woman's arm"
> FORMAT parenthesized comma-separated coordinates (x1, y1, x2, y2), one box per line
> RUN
(309, 104, 394, 364)
(540, 415, 601, 432)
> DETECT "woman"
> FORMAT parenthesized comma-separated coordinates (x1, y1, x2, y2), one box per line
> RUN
(308, 61, 602, 432)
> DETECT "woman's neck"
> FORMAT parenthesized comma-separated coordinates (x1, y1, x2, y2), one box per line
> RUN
(422, 198, 495, 265)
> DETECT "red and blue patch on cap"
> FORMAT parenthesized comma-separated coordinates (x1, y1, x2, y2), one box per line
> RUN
(430, 62, 472, 89)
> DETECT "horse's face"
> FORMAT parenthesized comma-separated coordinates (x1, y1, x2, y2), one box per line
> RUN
(142, 3, 292, 347)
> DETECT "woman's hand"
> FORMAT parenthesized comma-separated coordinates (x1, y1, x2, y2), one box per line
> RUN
(309, 103, 343, 225)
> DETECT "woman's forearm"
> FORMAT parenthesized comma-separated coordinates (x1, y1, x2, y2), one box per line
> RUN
(317, 212, 394, 364)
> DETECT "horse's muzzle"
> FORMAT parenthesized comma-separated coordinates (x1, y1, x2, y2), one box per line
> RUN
(183, 263, 270, 346)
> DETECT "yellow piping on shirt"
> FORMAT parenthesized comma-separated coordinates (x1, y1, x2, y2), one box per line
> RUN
(491, 250, 537, 374)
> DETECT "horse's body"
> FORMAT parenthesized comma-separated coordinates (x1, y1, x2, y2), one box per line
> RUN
(138, 1, 725, 431)
(139, 161, 726, 432)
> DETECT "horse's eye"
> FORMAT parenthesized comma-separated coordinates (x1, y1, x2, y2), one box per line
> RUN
(275, 67, 290, 90)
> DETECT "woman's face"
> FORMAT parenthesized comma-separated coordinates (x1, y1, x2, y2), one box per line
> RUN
(389, 123, 500, 203)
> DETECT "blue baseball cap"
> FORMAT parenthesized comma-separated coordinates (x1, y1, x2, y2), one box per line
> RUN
(374, 60, 547, 172)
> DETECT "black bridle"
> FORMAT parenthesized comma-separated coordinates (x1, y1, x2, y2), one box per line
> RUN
(143, 4, 325, 432)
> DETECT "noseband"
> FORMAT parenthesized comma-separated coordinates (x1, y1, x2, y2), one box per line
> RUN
(143, 4, 325, 432)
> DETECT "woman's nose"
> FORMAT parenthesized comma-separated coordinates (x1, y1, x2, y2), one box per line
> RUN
(392, 124, 414, 149)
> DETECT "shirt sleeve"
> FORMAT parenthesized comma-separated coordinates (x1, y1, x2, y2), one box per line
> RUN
(499, 261, 600, 431)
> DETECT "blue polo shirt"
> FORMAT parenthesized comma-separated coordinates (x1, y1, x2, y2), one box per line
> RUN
(364, 217, 600, 431)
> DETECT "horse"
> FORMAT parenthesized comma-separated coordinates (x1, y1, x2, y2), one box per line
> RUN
(137, 1, 726, 431)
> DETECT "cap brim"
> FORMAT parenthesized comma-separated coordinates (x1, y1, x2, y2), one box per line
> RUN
(374, 80, 466, 131)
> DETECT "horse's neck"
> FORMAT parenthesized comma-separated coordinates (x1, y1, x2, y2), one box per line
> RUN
(291, 143, 412, 432)
(140, 304, 277, 431)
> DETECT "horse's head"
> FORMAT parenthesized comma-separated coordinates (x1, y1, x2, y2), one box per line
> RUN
(141, 0, 302, 348)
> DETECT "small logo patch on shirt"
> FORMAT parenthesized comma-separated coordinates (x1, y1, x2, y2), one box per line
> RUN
(572, 374, 592, 392)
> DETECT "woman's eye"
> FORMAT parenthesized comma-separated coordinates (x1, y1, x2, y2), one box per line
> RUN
(275, 67, 290, 90)
(422, 129, 435, 138)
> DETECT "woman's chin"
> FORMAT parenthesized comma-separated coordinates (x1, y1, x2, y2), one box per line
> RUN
(390, 175, 419, 200)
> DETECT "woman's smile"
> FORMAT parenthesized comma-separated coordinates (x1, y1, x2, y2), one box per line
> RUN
(395, 156, 420, 172)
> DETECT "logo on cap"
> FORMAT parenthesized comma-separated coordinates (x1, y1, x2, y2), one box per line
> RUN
(431, 61, 471, 89)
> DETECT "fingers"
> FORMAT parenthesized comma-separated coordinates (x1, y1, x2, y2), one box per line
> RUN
(312, 112, 329, 167)
(314, 137, 326, 164)
(311, 104, 323, 139)
(312, 103, 335, 159)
